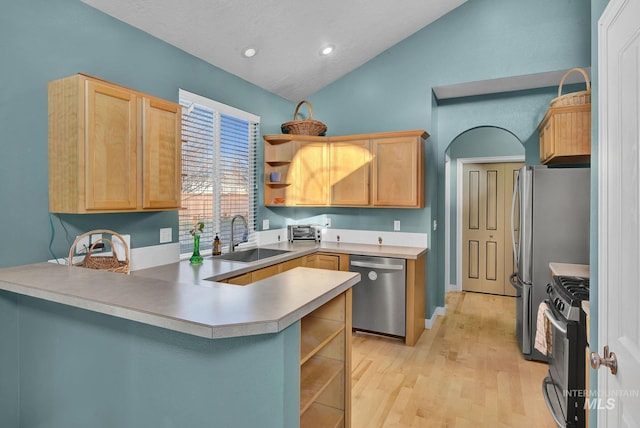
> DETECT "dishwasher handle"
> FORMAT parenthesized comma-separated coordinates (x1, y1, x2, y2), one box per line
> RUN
(350, 260, 404, 270)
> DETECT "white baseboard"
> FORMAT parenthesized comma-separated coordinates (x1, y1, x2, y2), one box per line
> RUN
(447, 282, 461, 292)
(425, 306, 446, 329)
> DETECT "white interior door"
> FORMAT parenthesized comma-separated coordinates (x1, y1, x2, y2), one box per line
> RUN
(598, 0, 640, 425)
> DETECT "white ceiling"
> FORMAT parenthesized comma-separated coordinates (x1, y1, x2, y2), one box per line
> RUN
(81, 0, 467, 101)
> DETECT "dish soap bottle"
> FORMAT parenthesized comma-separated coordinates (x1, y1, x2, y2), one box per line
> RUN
(212, 233, 221, 255)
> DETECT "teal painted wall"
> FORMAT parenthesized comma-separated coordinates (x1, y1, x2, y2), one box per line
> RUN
(1, 0, 593, 321)
(305, 0, 590, 318)
(0, 0, 292, 269)
(446, 126, 525, 285)
(0, 292, 300, 428)
(0, 291, 19, 426)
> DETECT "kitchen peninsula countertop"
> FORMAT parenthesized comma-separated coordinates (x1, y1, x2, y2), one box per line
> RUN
(0, 262, 359, 339)
(0, 241, 425, 340)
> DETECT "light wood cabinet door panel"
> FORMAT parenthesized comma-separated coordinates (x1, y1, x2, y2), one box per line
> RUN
(251, 264, 280, 282)
(292, 141, 329, 206)
(85, 80, 138, 211)
(142, 97, 182, 209)
(372, 136, 423, 207)
(330, 140, 370, 206)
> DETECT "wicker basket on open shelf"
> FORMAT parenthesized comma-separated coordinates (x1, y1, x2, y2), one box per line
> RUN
(549, 67, 591, 107)
(281, 100, 327, 136)
(68, 229, 130, 274)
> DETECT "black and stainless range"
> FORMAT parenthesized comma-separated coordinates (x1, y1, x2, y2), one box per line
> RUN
(542, 275, 589, 428)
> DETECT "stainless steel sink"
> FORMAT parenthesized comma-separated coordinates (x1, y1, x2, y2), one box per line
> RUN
(212, 248, 290, 263)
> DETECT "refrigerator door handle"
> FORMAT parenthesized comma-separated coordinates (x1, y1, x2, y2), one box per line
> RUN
(522, 281, 532, 354)
(511, 172, 520, 267)
(509, 272, 521, 291)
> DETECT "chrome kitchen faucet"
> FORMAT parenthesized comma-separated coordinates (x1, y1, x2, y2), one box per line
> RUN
(230, 215, 248, 252)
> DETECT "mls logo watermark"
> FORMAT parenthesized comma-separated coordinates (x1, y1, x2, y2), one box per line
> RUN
(584, 397, 616, 410)
(564, 389, 639, 410)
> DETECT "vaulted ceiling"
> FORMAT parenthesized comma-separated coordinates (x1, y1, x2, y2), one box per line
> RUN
(81, 0, 468, 101)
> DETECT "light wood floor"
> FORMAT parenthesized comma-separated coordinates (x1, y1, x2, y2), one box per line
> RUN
(351, 291, 557, 428)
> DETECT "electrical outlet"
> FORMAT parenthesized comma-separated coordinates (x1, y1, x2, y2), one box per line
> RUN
(326, 217, 332, 227)
(160, 228, 172, 243)
(262, 219, 270, 230)
(433, 220, 438, 231)
(74, 235, 90, 254)
(394, 220, 400, 231)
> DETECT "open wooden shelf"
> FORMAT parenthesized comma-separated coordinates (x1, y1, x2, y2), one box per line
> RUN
(265, 160, 291, 166)
(263, 135, 295, 144)
(301, 403, 344, 428)
(301, 317, 344, 364)
(300, 356, 343, 415)
(298, 282, 350, 426)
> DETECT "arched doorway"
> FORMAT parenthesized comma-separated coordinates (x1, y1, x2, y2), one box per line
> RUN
(444, 126, 524, 295)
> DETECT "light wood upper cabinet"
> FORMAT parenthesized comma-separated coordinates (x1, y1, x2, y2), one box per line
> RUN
(264, 130, 427, 208)
(372, 135, 423, 207)
(48, 74, 182, 213)
(538, 104, 591, 165)
(330, 140, 371, 206)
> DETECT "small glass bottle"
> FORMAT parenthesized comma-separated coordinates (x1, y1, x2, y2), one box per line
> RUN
(212, 233, 221, 255)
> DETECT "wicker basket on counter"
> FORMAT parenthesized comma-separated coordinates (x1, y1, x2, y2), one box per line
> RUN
(68, 229, 130, 274)
(549, 67, 591, 108)
(281, 100, 327, 136)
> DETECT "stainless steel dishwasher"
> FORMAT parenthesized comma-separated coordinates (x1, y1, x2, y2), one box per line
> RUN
(349, 255, 406, 337)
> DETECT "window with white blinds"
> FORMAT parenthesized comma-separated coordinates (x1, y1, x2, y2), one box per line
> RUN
(179, 89, 259, 255)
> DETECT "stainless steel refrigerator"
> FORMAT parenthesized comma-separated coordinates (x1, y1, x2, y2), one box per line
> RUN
(509, 165, 590, 362)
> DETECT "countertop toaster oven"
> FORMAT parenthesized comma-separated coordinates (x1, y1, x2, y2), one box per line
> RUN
(287, 225, 321, 242)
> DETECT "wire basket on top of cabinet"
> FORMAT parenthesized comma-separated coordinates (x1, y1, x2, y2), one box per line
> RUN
(281, 100, 327, 136)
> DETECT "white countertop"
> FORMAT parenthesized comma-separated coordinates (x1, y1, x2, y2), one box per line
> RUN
(134, 241, 427, 283)
(549, 262, 590, 278)
(0, 262, 359, 339)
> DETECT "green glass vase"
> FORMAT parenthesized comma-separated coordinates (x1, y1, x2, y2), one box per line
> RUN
(189, 234, 203, 265)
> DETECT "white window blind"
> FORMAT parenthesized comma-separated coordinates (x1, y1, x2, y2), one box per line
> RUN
(179, 89, 259, 255)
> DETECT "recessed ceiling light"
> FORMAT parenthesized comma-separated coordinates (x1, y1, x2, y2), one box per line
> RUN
(242, 47, 257, 58)
(320, 45, 334, 56)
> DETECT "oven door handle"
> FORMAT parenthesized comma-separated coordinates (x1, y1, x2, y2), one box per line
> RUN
(544, 308, 567, 335)
(542, 376, 565, 428)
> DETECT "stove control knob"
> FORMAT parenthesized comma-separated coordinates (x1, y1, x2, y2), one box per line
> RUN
(559, 301, 565, 311)
(546, 284, 552, 294)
